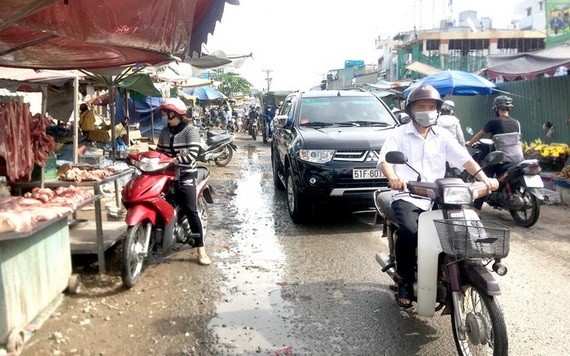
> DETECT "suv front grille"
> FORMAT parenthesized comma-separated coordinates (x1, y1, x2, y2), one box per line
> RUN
(334, 150, 381, 162)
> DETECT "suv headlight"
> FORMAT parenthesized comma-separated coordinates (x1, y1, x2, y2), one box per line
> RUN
(299, 149, 335, 163)
(443, 186, 472, 205)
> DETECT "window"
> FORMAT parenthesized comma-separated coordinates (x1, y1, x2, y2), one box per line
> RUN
(539, 1, 544, 11)
(526, 7, 532, 16)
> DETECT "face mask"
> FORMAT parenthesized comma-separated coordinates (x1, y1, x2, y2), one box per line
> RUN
(413, 110, 438, 127)
(162, 115, 168, 125)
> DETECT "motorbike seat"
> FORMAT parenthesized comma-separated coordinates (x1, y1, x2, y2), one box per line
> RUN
(375, 190, 398, 226)
(206, 133, 232, 146)
(207, 129, 228, 137)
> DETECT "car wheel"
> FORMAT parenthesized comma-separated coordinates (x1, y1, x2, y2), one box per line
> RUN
(272, 149, 285, 190)
(286, 165, 312, 223)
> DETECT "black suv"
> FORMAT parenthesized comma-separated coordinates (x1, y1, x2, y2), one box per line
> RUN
(271, 90, 398, 223)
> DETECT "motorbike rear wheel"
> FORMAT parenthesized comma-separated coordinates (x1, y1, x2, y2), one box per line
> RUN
(451, 281, 508, 356)
(509, 189, 540, 227)
(121, 222, 151, 288)
(214, 146, 233, 167)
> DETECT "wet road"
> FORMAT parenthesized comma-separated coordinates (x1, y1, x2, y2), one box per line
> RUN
(21, 132, 570, 355)
(201, 133, 570, 355)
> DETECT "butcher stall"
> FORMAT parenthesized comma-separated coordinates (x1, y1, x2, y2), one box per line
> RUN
(0, 98, 111, 354)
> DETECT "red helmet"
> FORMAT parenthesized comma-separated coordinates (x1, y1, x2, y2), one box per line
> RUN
(158, 98, 187, 116)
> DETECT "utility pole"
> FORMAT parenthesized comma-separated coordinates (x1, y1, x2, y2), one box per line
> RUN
(262, 69, 273, 92)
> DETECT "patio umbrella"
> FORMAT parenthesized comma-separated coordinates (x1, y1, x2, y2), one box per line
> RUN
(403, 70, 496, 97)
(183, 86, 226, 100)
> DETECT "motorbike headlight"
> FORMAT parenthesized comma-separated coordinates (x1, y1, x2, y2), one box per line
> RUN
(299, 149, 335, 163)
(443, 186, 472, 205)
(137, 157, 170, 172)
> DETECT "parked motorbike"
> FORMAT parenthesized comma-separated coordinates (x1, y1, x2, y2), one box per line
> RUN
(262, 116, 273, 144)
(374, 151, 510, 355)
(198, 128, 237, 167)
(465, 138, 543, 227)
(121, 151, 213, 288)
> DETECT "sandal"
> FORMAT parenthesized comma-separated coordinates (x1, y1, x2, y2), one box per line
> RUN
(395, 284, 413, 309)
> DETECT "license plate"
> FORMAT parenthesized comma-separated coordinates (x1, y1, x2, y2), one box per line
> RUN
(523, 175, 543, 187)
(353, 168, 382, 180)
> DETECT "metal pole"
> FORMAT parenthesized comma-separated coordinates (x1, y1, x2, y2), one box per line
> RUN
(108, 78, 116, 162)
(73, 76, 79, 164)
(150, 100, 155, 144)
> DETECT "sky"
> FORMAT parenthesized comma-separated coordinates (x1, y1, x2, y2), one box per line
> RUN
(205, 0, 526, 91)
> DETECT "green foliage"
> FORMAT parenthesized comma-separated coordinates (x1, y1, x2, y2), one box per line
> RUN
(213, 71, 252, 97)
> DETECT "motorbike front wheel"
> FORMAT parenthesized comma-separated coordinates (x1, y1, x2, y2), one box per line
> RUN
(214, 146, 233, 167)
(509, 189, 540, 227)
(451, 282, 508, 356)
(121, 222, 151, 288)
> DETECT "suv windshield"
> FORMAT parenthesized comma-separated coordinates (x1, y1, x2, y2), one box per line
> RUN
(298, 96, 395, 127)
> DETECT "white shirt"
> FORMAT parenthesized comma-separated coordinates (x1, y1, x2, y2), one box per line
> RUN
(437, 114, 465, 146)
(377, 123, 472, 210)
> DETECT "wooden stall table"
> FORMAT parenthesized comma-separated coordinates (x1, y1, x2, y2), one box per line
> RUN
(11, 168, 135, 274)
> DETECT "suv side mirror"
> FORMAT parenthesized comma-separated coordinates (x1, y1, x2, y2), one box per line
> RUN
(397, 113, 410, 125)
(274, 114, 289, 128)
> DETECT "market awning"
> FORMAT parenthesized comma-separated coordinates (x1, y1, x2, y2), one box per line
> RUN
(484, 44, 570, 81)
(406, 61, 442, 76)
(0, 0, 238, 70)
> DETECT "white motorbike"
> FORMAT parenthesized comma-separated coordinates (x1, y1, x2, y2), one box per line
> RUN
(374, 151, 510, 355)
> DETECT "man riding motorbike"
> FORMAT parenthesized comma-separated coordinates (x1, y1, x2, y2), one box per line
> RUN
(377, 84, 498, 308)
(262, 105, 275, 142)
(465, 95, 524, 211)
(156, 98, 211, 265)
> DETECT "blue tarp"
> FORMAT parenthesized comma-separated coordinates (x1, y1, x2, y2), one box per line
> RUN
(403, 70, 497, 97)
(114, 94, 166, 137)
(183, 86, 225, 100)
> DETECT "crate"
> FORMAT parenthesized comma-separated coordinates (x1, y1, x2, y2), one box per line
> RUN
(434, 219, 510, 259)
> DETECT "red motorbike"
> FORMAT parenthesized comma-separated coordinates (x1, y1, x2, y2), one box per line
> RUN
(121, 150, 213, 288)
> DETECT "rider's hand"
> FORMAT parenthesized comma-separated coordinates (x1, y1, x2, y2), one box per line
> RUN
(388, 176, 407, 192)
(482, 178, 499, 192)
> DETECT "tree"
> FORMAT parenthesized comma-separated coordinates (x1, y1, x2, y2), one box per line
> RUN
(213, 71, 253, 97)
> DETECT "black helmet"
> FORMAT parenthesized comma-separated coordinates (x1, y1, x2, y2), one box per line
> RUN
(492, 95, 513, 111)
(405, 84, 443, 116)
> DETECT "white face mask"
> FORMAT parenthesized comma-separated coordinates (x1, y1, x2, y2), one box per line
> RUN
(413, 110, 438, 127)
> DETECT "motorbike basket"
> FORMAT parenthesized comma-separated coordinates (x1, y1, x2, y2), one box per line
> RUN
(433, 220, 510, 259)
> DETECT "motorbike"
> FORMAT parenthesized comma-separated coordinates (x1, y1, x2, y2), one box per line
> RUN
(197, 128, 237, 167)
(465, 138, 543, 227)
(246, 116, 258, 140)
(121, 151, 213, 288)
(374, 151, 510, 355)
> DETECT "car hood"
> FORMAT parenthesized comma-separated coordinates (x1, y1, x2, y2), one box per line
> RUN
(298, 126, 394, 150)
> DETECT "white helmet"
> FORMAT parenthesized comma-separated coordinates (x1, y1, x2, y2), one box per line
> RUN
(441, 100, 455, 112)
(158, 98, 187, 115)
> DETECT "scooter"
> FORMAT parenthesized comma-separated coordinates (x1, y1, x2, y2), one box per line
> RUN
(198, 129, 237, 167)
(262, 116, 273, 144)
(466, 138, 543, 227)
(374, 151, 510, 356)
(121, 151, 213, 288)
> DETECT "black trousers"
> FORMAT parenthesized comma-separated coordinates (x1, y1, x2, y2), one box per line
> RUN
(177, 177, 204, 247)
(392, 199, 426, 285)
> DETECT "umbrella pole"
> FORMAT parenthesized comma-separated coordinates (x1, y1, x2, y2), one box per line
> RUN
(150, 101, 155, 144)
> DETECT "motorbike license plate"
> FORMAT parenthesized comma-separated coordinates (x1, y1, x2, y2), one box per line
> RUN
(353, 168, 381, 180)
(523, 174, 543, 188)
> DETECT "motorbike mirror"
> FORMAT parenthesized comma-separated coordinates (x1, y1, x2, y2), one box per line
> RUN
(466, 127, 474, 135)
(385, 151, 407, 164)
(385, 151, 422, 182)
